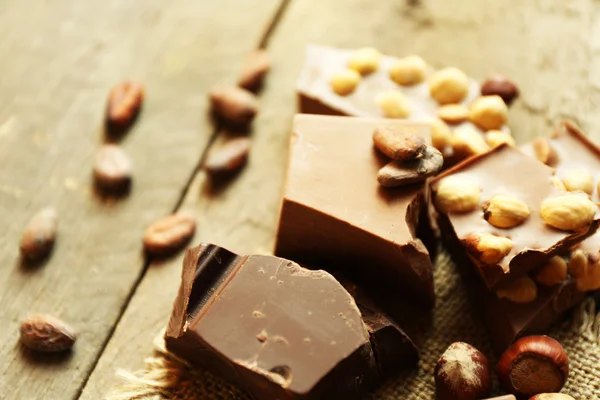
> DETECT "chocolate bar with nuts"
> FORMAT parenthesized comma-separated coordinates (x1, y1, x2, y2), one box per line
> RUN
(165, 243, 423, 399)
(275, 114, 436, 308)
(297, 45, 515, 166)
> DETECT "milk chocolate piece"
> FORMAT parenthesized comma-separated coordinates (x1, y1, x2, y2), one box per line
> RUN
(296, 45, 511, 165)
(430, 145, 600, 289)
(337, 277, 419, 379)
(165, 243, 380, 400)
(522, 121, 600, 256)
(275, 114, 435, 308)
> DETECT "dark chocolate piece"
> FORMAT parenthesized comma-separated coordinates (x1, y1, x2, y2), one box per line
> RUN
(430, 144, 600, 289)
(275, 114, 435, 308)
(165, 243, 380, 400)
(337, 277, 419, 379)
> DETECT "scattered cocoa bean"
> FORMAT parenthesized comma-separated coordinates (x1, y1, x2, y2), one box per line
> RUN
(372, 126, 426, 161)
(238, 49, 271, 92)
(93, 144, 132, 193)
(209, 86, 259, 127)
(204, 137, 251, 175)
(20, 314, 76, 352)
(143, 212, 196, 256)
(19, 207, 57, 262)
(377, 146, 443, 187)
(481, 75, 519, 105)
(106, 81, 144, 130)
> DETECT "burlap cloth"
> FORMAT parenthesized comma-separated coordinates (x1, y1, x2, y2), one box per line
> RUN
(107, 250, 600, 400)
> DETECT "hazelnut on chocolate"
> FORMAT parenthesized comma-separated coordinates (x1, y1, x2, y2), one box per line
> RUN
(434, 342, 491, 400)
(389, 55, 427, 86)
(431, 119, 452, 152)
(330, 69, 361, 96)
(464, 232, 513, 265)
(429, 67, 469, 104)
(376, 90, 411, 118)
(497, 335, 569, 398)
(561, 168, 594, 195)
(451, 124, 490, 159)
(347, 47, 381, 75)
(485, 130, 515, 148)
(532, 138, 558, 166)
(435, 176, 481, 213)
(534, 256, 567, 287)
(483, 194, 530, 228)
(481, 75, 519, 105)
(496, 277, 538, 303)
(469, 95, 508, 131)
(540, 193, 596, 231)
(438, 104, 469, 125)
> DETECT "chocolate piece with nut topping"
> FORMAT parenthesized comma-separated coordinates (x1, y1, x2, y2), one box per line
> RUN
(165, 243, 380, 400)
(430, 144, 600, 289)
(275, 114, 435, 308)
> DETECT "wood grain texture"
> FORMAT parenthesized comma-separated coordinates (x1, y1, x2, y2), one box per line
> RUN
(82, 0, 600, 398)
(0, 0, 281, 399)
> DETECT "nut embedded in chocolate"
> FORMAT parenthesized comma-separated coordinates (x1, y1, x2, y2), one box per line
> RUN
(534, 256, 567, 287)
(376, 90, 411, 118)
(347, 47, 381, 75)
(496, 276, 538, 303)
(485, 130, 515, 148)
(106, 80, 145, 130)
(389, 55, 427, 86)
(497, 335, 569, 398)
(483, 194, 530, 229)
(451, 124, 491, 159)
(238, 49, 271, 92)
(143, 212, 196, 256)
(435, 176, 481, 214)
(377, 146, 443, 187)
(469, 95, 508, 131)
(481, 75, 519, 105)
(540, 193, 596, 231)
(204, 136, 251, 175)
(561, 168, 594, 195)
(372, 126, 427, 161)
(209, 86, 259, 126)
(20, 314, 76, 352)
(464, 232, 513, 265)
(532, 138, 558, 166)
(434, 342, 491, 400)
(437, 104, 469, 125)
(330, 69, 361, 96)
(429, 67, 469, 105)
(19, 207, 57, 262)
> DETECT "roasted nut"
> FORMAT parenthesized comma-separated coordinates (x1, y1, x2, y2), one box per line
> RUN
(561, 169, 594, 195)
(434, 342, 491, 400)
(106, 81, 144, 130)
(238, 49, 270, 91)
(469, 95, 508, 131)
(465, 233, 513, 264)
(93, 144, 133, 193)
(330, 69, 361, 96)
(377, 146, 443, 187)
(431, 119, 452, 152)
(535, 256, 568, 286)
(480, 75, 519, 105)
(567, 249, 588, 278)
(497, 335, 569, 398)
(576, 264, 600, 292)
(451, 124, 491, 159)
(204, 137, 252, 175)
(437, 104, 469, 124)
(20, 314, 76, 352)
(389, 55, 427, 86)
(209, 86, 259, 126)
(485, 130, 515, 147)
(551, 176, 567, 192)
(429, 67, 469, 104)
(376, 90, 411, 118)
(372, 126, 426, 160)
(435, 176, 481, 213)
(19, 207, 57, 262)
(483, 194, 530, 228)
(347, 47, 381, 75)
(540, 193, 596, 231)
(143, 212, 197, 256)
(532, 138, 558, 166)
(496, 277, 538, 303)
(529, 394, 576, 400)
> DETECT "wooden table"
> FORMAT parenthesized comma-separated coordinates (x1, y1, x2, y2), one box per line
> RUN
(1, 0, 598, 398)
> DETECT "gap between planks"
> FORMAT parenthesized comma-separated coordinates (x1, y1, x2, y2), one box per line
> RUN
(73, 1, 294, 398)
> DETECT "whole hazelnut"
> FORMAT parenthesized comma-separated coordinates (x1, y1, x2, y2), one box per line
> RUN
(497, 335, 569, 398)
(389, 55, 428, 86)
(469, 95, 508, 131)
(481, 75, 519, 105)
(434, 342, 491, 400)
(330, 69, 361, 96)
(347, 47, 381, 75)
(429, 67, 470, 104)
(529, 394, 575, 400)
(376, 90, 411, 118)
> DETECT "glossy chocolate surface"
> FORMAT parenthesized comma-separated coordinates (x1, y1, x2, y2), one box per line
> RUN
(165, 243, 379, 400)
(275, 114, 435, 308)
(430, 144, 600, 288)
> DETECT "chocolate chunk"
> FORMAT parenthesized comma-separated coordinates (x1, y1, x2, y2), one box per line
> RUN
(165, 243, 380, 399)
(377, 146, 443, 187)
(430, 144, 600, 289)
(275, 114, 435, 308)
(337, 277, 419, 379)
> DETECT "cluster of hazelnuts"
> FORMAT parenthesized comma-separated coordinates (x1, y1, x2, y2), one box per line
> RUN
(434, 336, 572, 400)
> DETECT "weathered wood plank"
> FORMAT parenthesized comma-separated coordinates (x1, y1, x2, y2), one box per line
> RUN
(0, 0, 281, 399)
(84, 0, 600, 398)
